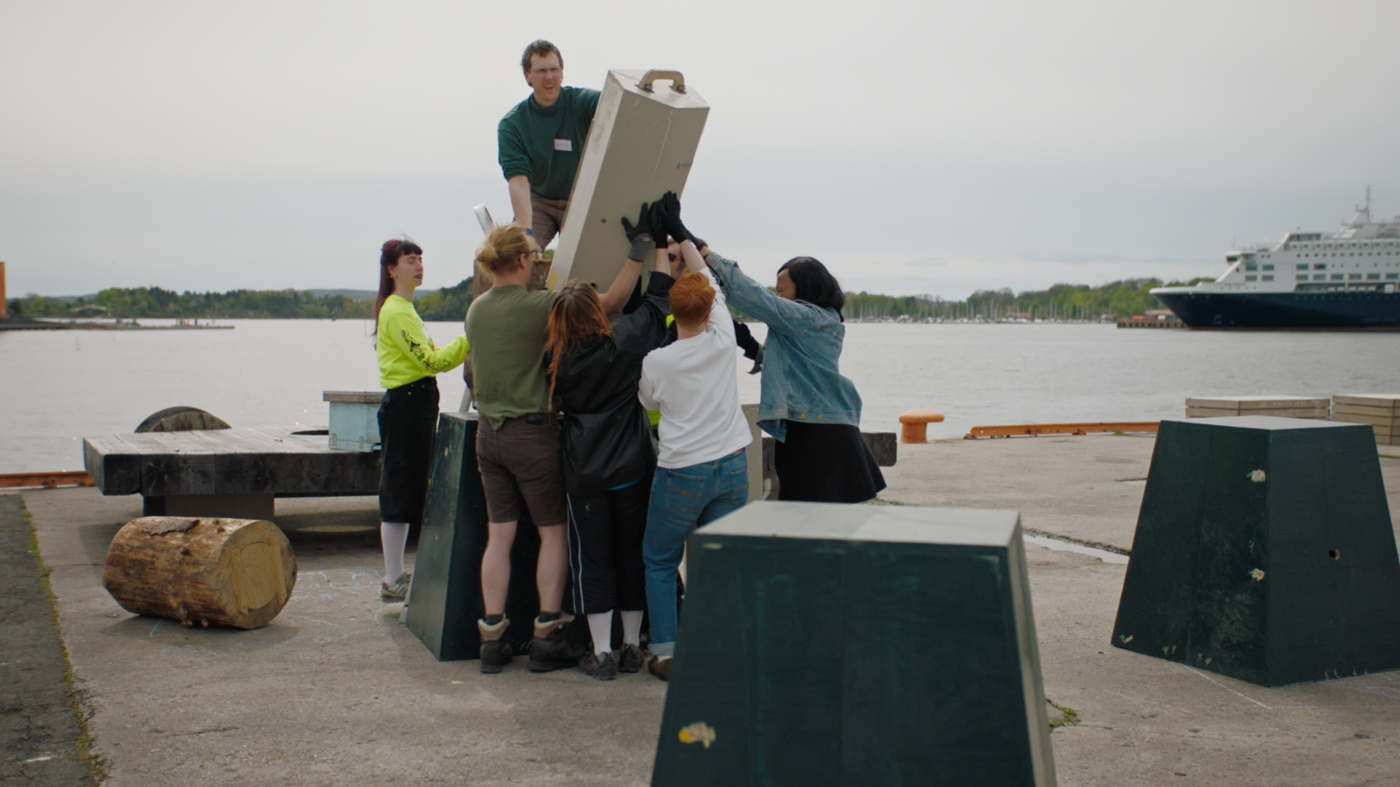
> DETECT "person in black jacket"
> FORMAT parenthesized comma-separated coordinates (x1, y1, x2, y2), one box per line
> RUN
(543, 204, 675, 680)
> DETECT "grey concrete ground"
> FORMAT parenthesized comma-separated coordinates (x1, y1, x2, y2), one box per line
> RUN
(12, 433, 1400, 786)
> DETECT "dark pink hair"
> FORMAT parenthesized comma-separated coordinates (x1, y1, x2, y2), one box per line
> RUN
(374, 238, 423, 325)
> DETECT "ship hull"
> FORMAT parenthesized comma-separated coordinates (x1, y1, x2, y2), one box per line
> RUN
(1153, 290, 1400, 330)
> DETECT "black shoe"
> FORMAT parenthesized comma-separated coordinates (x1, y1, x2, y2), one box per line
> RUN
(579, 651, 618, 681)
(529, 614, 584, 672)
(478, 618, 513, 675)
(618, 643, 645, 673)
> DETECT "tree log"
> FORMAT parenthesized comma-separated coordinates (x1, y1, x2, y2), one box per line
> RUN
(103, 517, 297, 630)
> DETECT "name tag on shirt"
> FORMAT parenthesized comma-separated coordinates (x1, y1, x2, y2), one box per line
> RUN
(554, 139, 573, 152)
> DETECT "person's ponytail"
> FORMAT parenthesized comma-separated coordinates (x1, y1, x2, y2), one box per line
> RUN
(475, 224, 537, 279)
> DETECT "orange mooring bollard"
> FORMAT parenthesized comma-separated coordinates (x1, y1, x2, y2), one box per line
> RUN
(899, 410, 945, 443)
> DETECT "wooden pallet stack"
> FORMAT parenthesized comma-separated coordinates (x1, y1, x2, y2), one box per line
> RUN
(1331, 394, 1400, 446)
(1184, 396, 1330, 420)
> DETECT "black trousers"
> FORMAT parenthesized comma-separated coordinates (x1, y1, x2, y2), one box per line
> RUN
(377, 376, 439, 525)
(566, 481, 650, 614)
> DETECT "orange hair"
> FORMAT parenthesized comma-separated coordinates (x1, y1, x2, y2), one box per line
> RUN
(669, 272, 714, 326)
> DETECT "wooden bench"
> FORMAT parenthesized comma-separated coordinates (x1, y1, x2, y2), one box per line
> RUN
(83, 426, 380, 518)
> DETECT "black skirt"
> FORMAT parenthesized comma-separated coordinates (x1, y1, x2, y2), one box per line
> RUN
(773, 420, 886, 503)
(377, 376, 439, 525)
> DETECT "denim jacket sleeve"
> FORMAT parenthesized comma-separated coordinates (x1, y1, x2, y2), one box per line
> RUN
(704, 252, 820, 337)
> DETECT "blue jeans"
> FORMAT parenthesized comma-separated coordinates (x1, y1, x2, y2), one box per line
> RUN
(643, 450, 749, 656)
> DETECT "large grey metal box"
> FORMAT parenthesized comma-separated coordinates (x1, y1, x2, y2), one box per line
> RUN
(548, 69, 709, 293)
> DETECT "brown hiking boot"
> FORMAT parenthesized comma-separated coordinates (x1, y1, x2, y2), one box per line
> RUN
(478, 618, 513, 674)
(648, 655, 672, 682)
(528, 613, 583, 672)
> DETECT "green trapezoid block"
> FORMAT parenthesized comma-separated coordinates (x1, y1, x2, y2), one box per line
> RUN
(407, 413, 584, 661)
(653, 502, 1056, 787)
(1112, 416, 1400, 686)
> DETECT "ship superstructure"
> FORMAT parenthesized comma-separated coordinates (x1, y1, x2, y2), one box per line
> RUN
(1151, 189, 1400, 329)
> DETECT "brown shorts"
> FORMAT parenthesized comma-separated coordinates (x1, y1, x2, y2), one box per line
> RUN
(476, 414, 567, 527)
(530, 192, 568, 250)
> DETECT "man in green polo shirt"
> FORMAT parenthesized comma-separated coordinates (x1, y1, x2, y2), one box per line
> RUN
(498, 40, 601, 256)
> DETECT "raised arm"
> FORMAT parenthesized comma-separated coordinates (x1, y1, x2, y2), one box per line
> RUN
(384, 311, 469, 375)
(704, 252, 818, 336)
(600, 200, 662, 314)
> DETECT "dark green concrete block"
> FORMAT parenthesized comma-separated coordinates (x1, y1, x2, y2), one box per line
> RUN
(1112, 416, 1400, 686)
(654, 502, 1055, 787)
(407, 413, 584, 661)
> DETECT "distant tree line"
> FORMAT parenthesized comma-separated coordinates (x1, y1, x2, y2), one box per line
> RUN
(8, 286, 376, 320)
(844, 277, 1213, 321)
(8, 274, 1213, 322)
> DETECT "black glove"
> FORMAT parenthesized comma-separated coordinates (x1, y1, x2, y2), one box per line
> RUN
(747, 345, 764, 375)
(620, 202, 652, 243)
(659, 191, 693, 244)
(648, 200, 672, 247)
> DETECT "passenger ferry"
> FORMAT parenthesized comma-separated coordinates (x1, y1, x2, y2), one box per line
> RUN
(1151, 189, 1400, 329)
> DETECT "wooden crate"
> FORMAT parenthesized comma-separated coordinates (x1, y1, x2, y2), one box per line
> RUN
(1331, 395, 1400, 445)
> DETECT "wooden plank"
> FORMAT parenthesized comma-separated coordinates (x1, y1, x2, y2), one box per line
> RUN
(964, 422, 1160, 439)
(134, 431, 219, 496)
(246, 426, 321, 451)
(1332, 403, 1400, 418)
(83, 426, 382, 498)
(1191, 408, 1328, 419)
(0, 471, 94, 489)
(241, 427, 380, 495)
(1334, 394, 1400, 410)
(83, 435, 141, 494)
(1185, 396, 1328, 411)
(1186, 407, 1242, 417)
(1332, 412, 1399, 428)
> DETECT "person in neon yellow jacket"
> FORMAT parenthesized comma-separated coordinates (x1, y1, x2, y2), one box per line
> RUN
(373, 238, 468, 601)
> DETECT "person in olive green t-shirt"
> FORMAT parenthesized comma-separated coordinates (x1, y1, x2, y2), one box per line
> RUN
(464, 224, 576, 674)
(464, 220, 651, 674)
(498, 39, 600, 252)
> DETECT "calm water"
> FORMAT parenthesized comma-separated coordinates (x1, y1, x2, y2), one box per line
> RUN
(1, 319, 1397, 474)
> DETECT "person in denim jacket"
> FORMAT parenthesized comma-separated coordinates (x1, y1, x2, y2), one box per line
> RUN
(653, 193, 885, 503)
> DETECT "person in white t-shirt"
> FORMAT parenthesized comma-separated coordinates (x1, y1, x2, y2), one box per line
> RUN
(637, 228, 752, 681)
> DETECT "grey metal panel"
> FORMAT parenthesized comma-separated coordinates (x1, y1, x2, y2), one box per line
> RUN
(548, 69, 709, 293)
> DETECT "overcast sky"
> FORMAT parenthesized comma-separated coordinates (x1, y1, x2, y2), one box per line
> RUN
(3, 0, 1398, 301)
